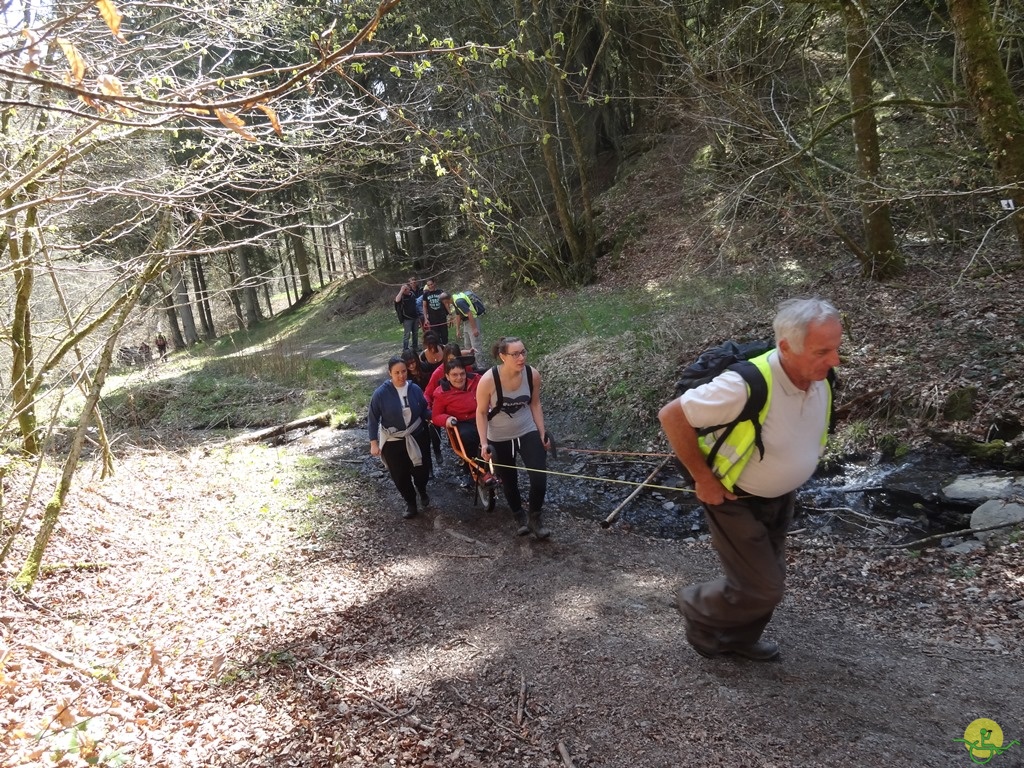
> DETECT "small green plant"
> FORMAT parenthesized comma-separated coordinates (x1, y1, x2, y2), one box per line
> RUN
(46, 719, 127, 767)
(258, 649, 297, 667)
(947, 563, 979, 580)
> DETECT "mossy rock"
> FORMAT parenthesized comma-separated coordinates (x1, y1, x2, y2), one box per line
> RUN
(942, 386, 977, 421)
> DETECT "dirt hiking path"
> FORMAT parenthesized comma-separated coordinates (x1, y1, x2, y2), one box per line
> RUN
(3, 411, 1022, 767)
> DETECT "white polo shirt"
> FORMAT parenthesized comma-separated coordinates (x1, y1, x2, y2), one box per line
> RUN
(679, 351, 829, 498)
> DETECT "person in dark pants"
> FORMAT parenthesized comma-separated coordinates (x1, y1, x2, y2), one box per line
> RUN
(658, 298, 843, 661)
(421, 278, 449, 345)
(402, 349, 442, 470)
(394, 278, 422, 353)
(368, 357, 432, 519)
(475, 337, 551, 539)
(431, 358, 482, 489)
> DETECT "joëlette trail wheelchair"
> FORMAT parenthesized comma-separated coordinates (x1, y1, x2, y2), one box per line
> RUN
(444, 423, 500, 512)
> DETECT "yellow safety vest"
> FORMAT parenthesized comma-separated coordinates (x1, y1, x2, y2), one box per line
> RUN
(698, 352, 832, 491)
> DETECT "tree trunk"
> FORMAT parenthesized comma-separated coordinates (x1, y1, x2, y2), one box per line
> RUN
(13, 251, 164, 591)
(318, 210, 337, 279)
(284, 232, 300, 297)
(161, 284, 185, 351)
(536, 70, 589, 283)
(949, 0, 1024, 251)
(554, 63, 597, 280)
(7, 202, 39, 454)
(262, 282, 274, 318)
(286, 220, 314, 299)
(276, 239, 293, 307)
(224, 250, 246, 331)
(169, 260, 199, 345)
(236, 244, 263, 327)
(308, 220, 326, 288)
(339, 220, 355, 278)
(840, 0, 904, 279)
(191, 255, 216, 340)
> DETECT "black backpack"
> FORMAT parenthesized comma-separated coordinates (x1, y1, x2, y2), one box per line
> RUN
(453, 290, 486, 317)
(487, 365, 534, 420)
(674, 340, 837, 466)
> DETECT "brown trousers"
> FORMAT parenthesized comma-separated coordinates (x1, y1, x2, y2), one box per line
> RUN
(679, 490, 795, 649)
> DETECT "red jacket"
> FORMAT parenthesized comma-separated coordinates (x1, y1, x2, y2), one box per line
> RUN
(431, 373, 480, 426)
(424, 359, 476, 405)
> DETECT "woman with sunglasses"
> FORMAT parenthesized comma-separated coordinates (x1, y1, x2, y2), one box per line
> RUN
(475, 337, 552, 538)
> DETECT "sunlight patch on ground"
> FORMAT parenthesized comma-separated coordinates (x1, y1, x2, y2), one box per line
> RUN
(550, 588, 602, 623)
(388, 556, 444, 579)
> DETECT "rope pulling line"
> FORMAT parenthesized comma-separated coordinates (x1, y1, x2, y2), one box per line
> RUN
(559, 447, 675, 459)
(480, 458, 694, 495)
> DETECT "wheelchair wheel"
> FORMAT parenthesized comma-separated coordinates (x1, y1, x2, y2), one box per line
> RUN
(476, 482, 496, 512)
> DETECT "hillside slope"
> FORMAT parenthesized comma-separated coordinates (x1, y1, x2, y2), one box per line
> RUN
(588, 132, 1024, 462)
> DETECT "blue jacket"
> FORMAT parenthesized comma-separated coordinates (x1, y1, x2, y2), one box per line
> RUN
(367, 381, 429, 442)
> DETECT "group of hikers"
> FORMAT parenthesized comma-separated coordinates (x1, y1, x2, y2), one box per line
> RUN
(369, 276, 552, 539)
(393, 276, 485, 360)
(369, 285, 845, 663)
(118, 333, 169, 366)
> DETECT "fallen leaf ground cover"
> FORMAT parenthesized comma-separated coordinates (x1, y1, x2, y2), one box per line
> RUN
(2, 426, 1022, 767)
(4, 118, 1024, 768)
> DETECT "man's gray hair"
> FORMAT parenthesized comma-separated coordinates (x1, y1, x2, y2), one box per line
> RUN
(773, 298, 840, 353)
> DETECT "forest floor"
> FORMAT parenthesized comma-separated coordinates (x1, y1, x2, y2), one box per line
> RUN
(4, 131, 1024, 767)
(2, 391, 1023, 767)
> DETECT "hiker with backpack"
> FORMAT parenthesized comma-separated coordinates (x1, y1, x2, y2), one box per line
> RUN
(441, 290, 485, 361)
(395, 278, 422, 354)
(658, 298, 843, 662)
(421, 278, 450, 345)
(475, 337, 552, 539)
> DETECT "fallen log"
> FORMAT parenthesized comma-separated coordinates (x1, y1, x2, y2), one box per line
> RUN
(231, 410, 332, 444)
(22, 643, 170, 711)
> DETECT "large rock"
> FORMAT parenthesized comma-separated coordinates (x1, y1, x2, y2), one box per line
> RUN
(942, 473, 1024, 502)
(970, 499, 1024, 543)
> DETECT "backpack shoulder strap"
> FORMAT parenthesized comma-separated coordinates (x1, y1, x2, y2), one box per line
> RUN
(825, 367, 838, 433)
(486, 365, 533, 420)
(486, 366, 502, 420)
(732, 360, 769, 459)
(702, 360, 769, 466)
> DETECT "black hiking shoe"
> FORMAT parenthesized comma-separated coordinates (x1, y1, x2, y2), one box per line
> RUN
(403, 503, 417, 519)
(528, 511, 551, 540)
(513, 509, 530, 536)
